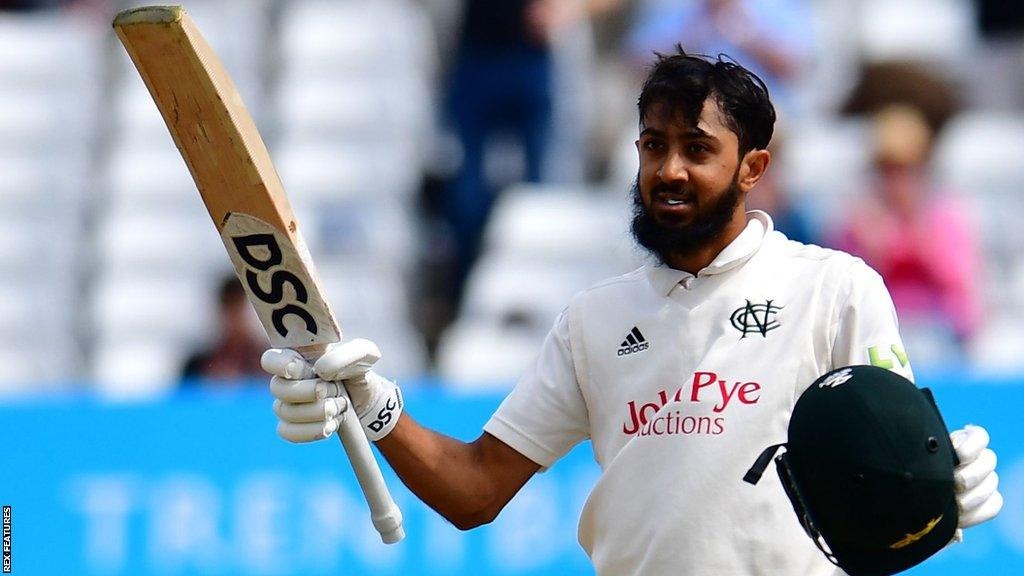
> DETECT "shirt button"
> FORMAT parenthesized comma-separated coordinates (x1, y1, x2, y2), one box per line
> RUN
(681, 277, 694, 289)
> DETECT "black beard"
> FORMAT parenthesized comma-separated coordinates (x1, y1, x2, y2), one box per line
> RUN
(630, 176, 742, 265)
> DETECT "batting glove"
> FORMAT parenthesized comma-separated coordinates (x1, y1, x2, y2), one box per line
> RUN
(950, 424, 1003, 537)
(261, 339, 403, 443)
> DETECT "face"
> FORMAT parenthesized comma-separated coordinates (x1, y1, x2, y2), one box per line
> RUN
(631, 97, 768, 264)
(222, 294, 252, 339)
(876, 162, 927, 216)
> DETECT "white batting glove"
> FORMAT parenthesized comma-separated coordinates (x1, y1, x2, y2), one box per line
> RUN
(261, 339, 404, 443)
(949, 424, 1003, 542)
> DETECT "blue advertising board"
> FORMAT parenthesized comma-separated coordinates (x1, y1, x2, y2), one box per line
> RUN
(0, 376, 1020, 575)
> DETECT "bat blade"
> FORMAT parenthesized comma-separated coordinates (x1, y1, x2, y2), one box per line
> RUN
(114, 5, 404, 544)
(114, 5, 339, 354)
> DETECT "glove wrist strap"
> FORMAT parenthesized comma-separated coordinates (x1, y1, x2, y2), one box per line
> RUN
(357, 379, 403, 442)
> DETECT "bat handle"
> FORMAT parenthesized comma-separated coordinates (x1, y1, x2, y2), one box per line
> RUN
(334, 386, 405, 544)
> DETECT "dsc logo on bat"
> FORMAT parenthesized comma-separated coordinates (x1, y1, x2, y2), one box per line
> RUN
(232, 233, 318, 339)
(221, 213, 337, 347)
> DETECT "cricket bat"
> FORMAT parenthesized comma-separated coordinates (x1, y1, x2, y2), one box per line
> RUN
(113, 5, 404, 544)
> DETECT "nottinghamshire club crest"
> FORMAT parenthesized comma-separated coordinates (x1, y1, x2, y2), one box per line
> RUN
(730, 299, 782, 339)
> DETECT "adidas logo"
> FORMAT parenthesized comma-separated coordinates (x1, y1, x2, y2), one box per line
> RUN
(617, 327, 649, 356)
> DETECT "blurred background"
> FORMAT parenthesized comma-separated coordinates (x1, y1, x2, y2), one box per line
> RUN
(0, 0, 1022, 574)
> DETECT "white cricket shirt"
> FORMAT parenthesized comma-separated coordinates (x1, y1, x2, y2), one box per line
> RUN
(484, 211, 913, 576)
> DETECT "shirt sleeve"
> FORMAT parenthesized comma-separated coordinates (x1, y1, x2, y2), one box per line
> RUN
(484, 310, 590, 468)
(831, 259, 915, 383)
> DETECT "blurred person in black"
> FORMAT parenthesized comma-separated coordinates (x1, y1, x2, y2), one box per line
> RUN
(0, 0, 70, 9)
(415, 0, 619, 360)
(442, 0, 620, 294)
(181, 276, 267, 385)
(970, 0, 1024, 109)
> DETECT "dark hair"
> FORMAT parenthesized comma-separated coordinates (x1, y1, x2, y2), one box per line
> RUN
(638, 47, 775, 154)
(218, 275, 246, 307)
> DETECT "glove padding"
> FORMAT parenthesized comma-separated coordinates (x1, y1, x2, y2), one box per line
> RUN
(262, 339, 403, 443)
(951, 424, 1003, 531)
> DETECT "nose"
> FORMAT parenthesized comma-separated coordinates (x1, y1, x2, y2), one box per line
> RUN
(657, 151, 689, 184)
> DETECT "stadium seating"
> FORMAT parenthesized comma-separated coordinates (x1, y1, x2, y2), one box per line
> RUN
(436, 184, 639, 385)
(271, 0, 436, 379)
(84, 0, 438, 390)
(858, 0, 976, 63)
(0, 0, 1023, 393)
(0, 8, 103, 390)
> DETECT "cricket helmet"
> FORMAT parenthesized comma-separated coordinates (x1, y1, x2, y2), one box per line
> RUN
(744, 365, 959, 576)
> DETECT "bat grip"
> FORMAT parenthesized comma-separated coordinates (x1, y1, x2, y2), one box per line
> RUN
(334, 386, 405, 544)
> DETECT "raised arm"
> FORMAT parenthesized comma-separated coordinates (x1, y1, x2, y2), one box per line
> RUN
(377, 421, 540, 529)
(262, 340, 540, 530)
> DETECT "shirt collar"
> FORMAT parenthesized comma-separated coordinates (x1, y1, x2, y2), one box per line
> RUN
(645, 210, 774, 296)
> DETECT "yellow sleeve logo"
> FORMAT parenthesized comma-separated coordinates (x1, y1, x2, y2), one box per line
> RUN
(868, 344, 909, 370)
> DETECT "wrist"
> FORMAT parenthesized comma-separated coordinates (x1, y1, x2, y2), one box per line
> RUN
(356, 373, 403, 441)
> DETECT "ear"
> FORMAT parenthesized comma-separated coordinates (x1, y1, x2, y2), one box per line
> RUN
(737, 149, 771, 193)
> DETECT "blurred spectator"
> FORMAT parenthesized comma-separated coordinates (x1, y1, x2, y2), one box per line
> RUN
(969, 0, 1024, 110)
(0, 0, 70, 9)
(843, 60, 961, 137)
(180, 276, 267, 385)
(746, 140, 817, 245)
(441, 0, 620, 295)
(833, 104, 982, 356)
(625, 0, 812, 114)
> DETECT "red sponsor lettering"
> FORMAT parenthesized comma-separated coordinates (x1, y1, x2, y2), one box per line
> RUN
(737, 381, 761, 404)
(622, 371, 762, 435)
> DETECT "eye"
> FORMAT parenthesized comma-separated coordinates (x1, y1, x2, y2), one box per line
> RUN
(642, 139, 665, 152)
(687, 142, 709, 154)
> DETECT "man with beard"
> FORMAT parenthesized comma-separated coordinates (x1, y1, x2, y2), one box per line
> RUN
(261, 49, 1002, 575)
